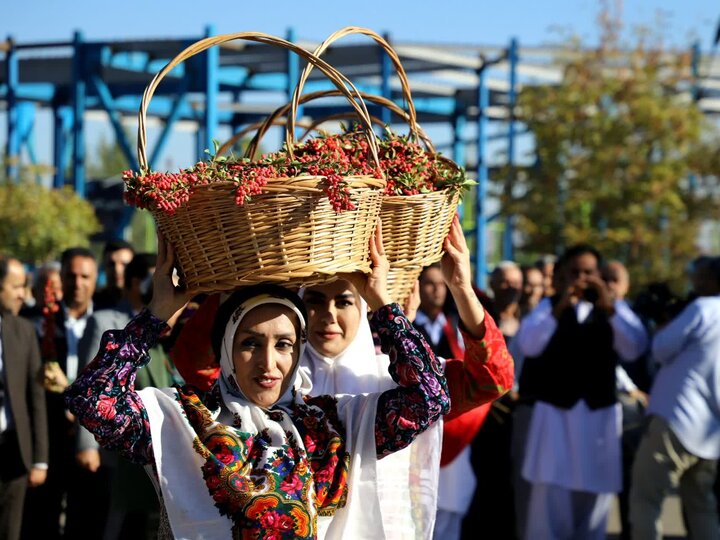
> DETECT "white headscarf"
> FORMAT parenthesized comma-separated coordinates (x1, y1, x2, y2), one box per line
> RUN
(299, 287, 442, 539)
(301, 295, 395, 395)
(217, 292, 312, 413)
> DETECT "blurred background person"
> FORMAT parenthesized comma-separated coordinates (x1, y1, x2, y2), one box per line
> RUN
(461, 260, 523, 539)
(414, 262, 464, 361)
(688, 255, 720, 300)
(22, 247, 98, 540)
(488, 261, 523, 341)
(20, 262, 63, 319)
(630, 257, 720, 540)
(535, 254, 557, 298)
(602, 259, 651, 540)
(93, 239, 134, 311)
(520, 264, 545, 317)
(516, 244, 648, 539)
(0, 255, 48, 540)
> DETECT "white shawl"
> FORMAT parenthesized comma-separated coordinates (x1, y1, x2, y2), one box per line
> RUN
(138, 292, 390, 539)
(301, 297, 442, 539)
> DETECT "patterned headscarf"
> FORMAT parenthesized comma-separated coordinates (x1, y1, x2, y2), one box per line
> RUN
(168, 284, 347, 538)
(212, 284, 310, 409)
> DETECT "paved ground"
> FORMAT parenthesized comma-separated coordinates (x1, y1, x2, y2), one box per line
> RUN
(606, 494, 687, 539)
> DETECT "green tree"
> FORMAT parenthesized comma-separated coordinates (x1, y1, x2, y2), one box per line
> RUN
(0, 165, 101, 263)
(504, 30, 720, 293)
(87, 133, 131, 179)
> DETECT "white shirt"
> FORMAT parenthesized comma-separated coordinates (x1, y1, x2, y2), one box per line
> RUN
(649, 296, 720, 459)
(62, 302, 92, 383)
(414, 310, 448, 348)
(0, 316, 13, 433)
(516, 298, 648, 361)
(516, 297, 648, 493)
(414, 310, 465, 353)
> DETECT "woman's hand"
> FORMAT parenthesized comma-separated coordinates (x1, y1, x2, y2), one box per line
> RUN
(442, 215, 485, 335)
(147, 232, 193, 324)
(343, 223, 392, 311)
(442, 215, 474, 296)
(403, 280, 420, 323)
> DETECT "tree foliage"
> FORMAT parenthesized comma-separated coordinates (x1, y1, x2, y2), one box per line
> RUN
(0, 169, 101, 264)
(504, 31, 720, 293)
(87, 133, 130, 179)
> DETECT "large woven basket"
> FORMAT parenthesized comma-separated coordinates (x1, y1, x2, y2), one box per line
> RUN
(281, 27, 463, 304)
(380, 188, 461, 303)
(135, 32, 386, 294)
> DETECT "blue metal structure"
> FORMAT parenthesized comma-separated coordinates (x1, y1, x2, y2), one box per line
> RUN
(2, 29, 718, 286)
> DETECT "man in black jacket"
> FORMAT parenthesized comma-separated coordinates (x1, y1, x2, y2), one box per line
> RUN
(0, 255, 48, 540)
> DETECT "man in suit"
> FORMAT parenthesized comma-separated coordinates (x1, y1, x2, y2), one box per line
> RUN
(22, 247, 98, 539)
(0, 255, 48, 540)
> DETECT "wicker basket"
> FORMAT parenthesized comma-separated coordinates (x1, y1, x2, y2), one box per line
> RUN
(263, 27, 462, 304)
(134, 32, 386, 294)
(380, 189, 461, 303)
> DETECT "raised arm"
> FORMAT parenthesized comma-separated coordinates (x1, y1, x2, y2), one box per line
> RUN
(64, 310, 163, 464)
(371, 304, 449, 458)
(64, 233, 192, 465)
(437, 215, 513, 416)
(343, 223, 450, 458)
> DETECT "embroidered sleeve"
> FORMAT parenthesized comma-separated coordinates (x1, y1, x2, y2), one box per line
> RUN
(443, 312, 514, 420)
(64, 308, 166, 465)
(370, 303, 450, 458)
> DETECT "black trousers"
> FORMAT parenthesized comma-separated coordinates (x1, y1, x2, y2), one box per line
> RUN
(0, 431, 28, 540)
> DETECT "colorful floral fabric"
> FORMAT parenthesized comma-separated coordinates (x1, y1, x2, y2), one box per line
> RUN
(444, 312, 514, 420)
(65, 303, 448, 537)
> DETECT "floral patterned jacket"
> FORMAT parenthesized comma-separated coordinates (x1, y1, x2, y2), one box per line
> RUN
(65, 304, 450, 538)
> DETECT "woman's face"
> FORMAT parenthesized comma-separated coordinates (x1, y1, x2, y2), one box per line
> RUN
(303, 280, 362, 358)
(232, 304, 301, 407)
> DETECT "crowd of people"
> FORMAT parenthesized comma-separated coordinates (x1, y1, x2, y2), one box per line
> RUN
(0, 224, 719, 539)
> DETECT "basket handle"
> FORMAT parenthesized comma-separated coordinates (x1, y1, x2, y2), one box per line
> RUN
(242, 89, 435, 160)
(216, 118, 315, 157)
(136, 32, 381, 171)
(287, 27, 419, 145)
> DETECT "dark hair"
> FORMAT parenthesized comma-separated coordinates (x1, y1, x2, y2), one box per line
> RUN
(210, 284, 307, 361)
(556, 244, 603, 272)
(711, 257, 720, 286)
(0, 254, 19, 284)
(102, 239, 134, 258)
(60, 247, 96, 271)
(419, 262, 442, 280)
(123, 253, 157, 290)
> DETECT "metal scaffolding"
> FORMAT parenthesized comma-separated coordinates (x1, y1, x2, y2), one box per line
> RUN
(2, 27, 718, 287)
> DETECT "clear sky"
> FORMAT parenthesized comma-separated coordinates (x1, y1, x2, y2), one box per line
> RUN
(3, 0, 717, 50)
(2, 0, 718, 173)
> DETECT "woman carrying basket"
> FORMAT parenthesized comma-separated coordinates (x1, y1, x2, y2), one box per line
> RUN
(64, 226, 450, 540)
(300, 216, 514, 539)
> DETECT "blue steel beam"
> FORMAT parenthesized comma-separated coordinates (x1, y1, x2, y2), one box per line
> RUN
(89, 74, 140, 171)
(203, 25, 219, 157)
(452, 104, 466, 222)
(148, 78, 190, 170)
(71, 31, 86, 197)
(502, 37, 518, 262)
(53, 106, 72, 188)
(17, 102, 37, 168)
(475, 63, 489, 289)
(5, 37, 20, 180)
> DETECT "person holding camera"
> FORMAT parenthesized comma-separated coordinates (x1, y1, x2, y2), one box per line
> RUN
(514, 244, 648, 539)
